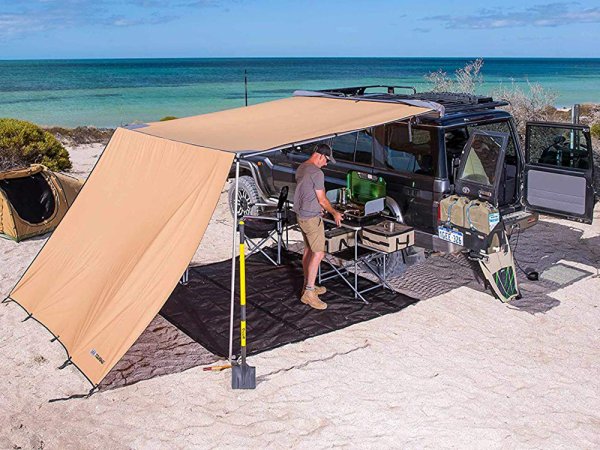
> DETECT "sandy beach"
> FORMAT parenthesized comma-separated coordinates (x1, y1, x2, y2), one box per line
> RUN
(1, 142, 599, 449)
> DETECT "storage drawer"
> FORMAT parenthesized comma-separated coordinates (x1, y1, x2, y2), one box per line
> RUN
(360, 221, 414, 253)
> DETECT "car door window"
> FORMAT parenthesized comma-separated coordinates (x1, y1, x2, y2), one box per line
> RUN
(331, 133, 357, 162)
(458, 133, 506, 186)
(527, 125, 591, 170)
(383, 124, 436, 176)
(355, 130, 373, 165)
(294, 140, 330, 157)
(467, 122, 517, 160)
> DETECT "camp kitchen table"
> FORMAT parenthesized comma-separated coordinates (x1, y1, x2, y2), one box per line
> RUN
(319, 214, 396, 304)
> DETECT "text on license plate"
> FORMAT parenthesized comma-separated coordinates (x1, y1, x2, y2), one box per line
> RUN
(438, 226, 464, 246)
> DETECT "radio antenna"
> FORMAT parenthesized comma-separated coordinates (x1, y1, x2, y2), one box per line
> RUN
(244, 70, 248, 107)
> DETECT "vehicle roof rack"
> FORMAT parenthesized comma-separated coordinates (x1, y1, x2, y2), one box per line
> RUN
(306, 86, 509, 116)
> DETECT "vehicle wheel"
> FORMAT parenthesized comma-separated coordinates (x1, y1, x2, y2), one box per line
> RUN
(371, 246, 426, 279)
(228, 175, 261, 218)
(382, 251, 407, 278)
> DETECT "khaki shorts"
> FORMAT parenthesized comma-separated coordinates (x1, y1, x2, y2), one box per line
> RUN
(297, 216, 325, 253)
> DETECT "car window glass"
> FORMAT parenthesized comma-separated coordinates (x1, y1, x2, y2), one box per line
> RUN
(467, 121, 517, 159)
(384, 124, 435, 176)
(331, 133, 357, 162)
(295, 140, 328, 156)
(528, 126, 590, 170)
(355, 130, 373, 165)
(458, 134, 504, 186)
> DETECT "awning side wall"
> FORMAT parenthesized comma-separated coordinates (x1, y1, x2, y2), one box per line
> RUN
(10, 128, 234, 384)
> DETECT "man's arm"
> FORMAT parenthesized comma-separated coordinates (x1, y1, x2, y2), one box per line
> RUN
(315, 189, 343, 226)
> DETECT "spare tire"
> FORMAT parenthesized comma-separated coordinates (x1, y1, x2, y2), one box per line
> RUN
(228, 175, 261, 218)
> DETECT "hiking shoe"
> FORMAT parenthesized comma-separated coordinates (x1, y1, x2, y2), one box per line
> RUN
(301, 290, 327, 310)
(302, 285, 327, 296)
(314, 285, 327, 295)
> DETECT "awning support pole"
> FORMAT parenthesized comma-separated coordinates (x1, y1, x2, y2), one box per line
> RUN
(228, 157, 240, 363)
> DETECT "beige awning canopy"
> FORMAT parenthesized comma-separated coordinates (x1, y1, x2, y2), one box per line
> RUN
(136, 95, 433, 152)
(9, 96, 432, 386)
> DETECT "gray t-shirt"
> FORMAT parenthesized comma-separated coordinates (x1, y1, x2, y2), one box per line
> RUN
(293, 161, 325, 219)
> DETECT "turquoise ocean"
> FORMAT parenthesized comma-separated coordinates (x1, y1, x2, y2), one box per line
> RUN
(0, 58, 599, 128)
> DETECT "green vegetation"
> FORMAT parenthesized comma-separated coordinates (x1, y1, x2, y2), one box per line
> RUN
(591, 123, 600, 140)
(45, 126, 114, 145)
(160, 116, 178, 121)
(0, 118, 71, 171)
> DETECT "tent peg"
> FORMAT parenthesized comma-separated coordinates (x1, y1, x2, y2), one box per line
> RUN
(22, 313, 33, 322)
(58, 358, 72, 370)
(86, 386, 99, 398)
(50, 336, 59, 343)
(1, 297, 10, 305)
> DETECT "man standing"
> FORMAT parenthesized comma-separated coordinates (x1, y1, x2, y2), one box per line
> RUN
(294, 143, 343, 310)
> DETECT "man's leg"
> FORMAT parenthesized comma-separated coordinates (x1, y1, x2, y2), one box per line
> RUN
(306, 251, 325, 289)
(302, 246, 312, 287)
(301, 250, 327, 309)
(298, 217, 327, 309)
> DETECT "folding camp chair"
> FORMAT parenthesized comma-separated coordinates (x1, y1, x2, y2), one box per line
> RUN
(242, 186, 292, 266)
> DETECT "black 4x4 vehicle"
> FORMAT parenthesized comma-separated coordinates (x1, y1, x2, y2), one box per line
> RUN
(230, 86, 596, 257)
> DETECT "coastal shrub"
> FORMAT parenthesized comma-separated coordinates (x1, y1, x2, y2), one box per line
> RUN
(492, 81, 558, 141)
(160, 116, 178, 121)
(0, 118, 71, 172)
(591, 123, 600, 140)
(46, 126, 114, 146)
(425, 58, 484, 94)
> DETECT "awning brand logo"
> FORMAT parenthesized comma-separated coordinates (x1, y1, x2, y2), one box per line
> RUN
(90, 349, 105, 364)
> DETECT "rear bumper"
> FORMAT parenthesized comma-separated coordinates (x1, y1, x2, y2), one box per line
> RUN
(503, 211, 539, 236)
(414, 229, 464, 253)
(415, 210, 539, 253)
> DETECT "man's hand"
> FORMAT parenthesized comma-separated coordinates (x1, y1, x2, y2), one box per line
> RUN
(315, 189, 344, 226)
(332, 210, 343, 227)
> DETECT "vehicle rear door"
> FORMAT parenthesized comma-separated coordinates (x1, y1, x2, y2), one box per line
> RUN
(523, 122, 596, 224)
(455, 130, 509, 206)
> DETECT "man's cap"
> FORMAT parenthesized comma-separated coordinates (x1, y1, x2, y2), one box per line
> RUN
(313, 143, 336, 164)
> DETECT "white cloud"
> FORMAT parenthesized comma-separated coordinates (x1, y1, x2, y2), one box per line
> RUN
(426, 3, 600, 29)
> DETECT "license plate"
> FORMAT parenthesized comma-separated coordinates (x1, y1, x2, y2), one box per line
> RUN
(438, 226, 464, 246)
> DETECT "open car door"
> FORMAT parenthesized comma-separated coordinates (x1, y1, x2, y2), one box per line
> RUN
(455, 130, 509, 205)
(524, 122, 596, 224)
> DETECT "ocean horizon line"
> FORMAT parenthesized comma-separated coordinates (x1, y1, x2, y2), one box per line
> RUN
(2, 56, 600, 63)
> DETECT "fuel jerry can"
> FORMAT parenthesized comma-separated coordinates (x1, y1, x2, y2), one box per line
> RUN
(465, 200, 500, 234)
(439, 195, 470, 228)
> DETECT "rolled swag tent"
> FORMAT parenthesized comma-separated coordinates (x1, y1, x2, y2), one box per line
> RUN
(7, 94, 433, 386)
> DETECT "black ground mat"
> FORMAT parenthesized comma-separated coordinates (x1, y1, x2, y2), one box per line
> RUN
(160, 249, 418, 358)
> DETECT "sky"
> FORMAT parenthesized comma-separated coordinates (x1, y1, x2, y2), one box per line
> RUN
(0, 0, 599, 59)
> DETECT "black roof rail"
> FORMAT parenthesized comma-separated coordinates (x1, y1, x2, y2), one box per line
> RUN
(312, 86, 509, 115)
(318, 85, 417, 96)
